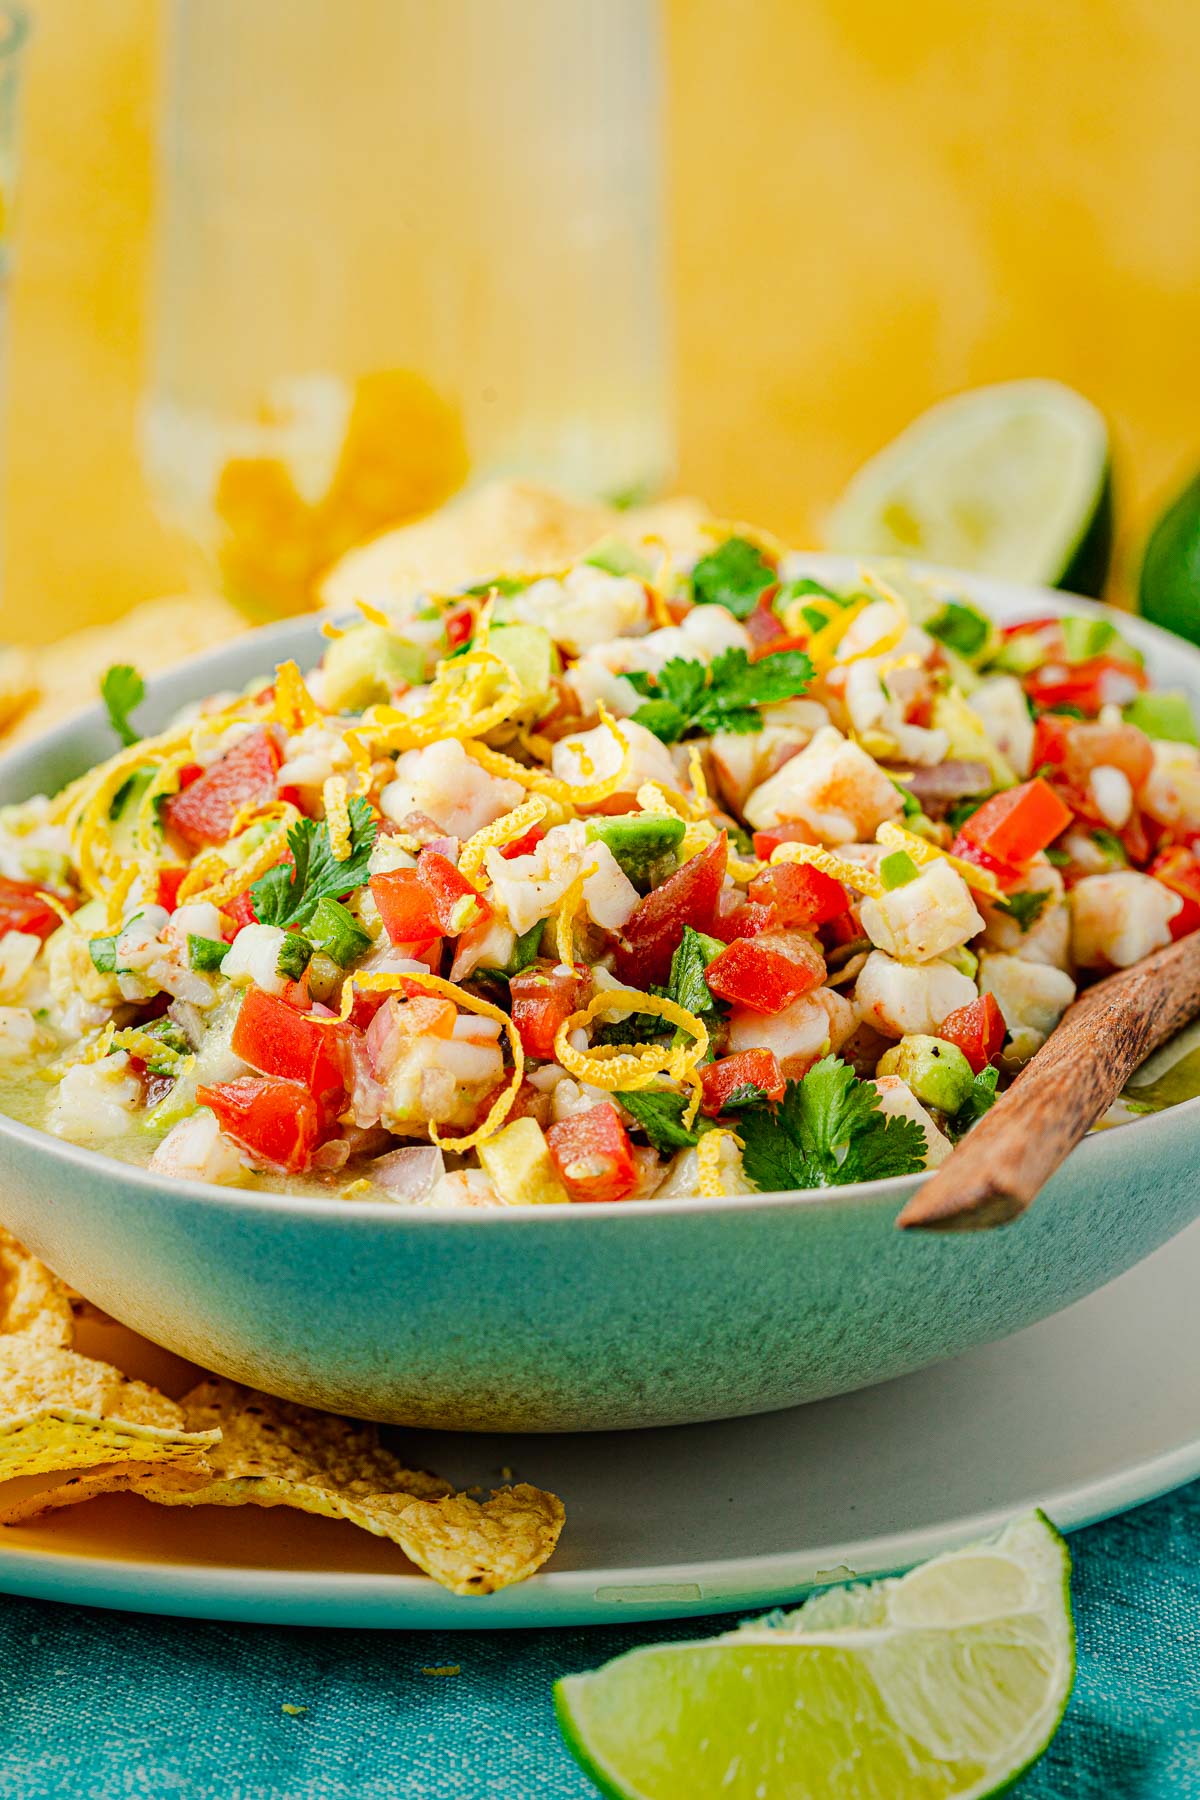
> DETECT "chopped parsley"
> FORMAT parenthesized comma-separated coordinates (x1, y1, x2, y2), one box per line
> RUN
(994, 888, 1052, 931)
(614, 1089, 715, 1153)
(100, 665, 146, 747)
(251, 798, 377, 930)
(627, 646, 813, 745)
(690, 536, 777, 619)
(738, 1056, 927, 1190)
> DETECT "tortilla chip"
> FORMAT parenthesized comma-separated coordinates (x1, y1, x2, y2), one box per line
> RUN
(0, 1230, 74, 1346)
(394, 1483, 566, 1596)
(319, 478, 710, 614)
(0, 1339, 219, 1482)
(0, 1460, 210, 1525)
(71, 1379, 456, 1542)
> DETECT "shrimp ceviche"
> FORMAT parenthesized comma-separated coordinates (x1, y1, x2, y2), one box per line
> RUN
(1, 530, 1197, 1207)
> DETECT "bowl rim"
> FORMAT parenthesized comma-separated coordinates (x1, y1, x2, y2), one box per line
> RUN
(3, 553, 1198, 1229)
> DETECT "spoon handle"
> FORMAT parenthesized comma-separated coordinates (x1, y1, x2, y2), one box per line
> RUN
(897, 929, 1200, 1232)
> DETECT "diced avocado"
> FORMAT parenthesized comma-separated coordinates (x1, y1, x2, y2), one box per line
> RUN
(490, 623, 558, 707)
(1124, 690, 1199, 746)
(876, 1034, 975, 1114)
(322, 624, 427, 712)
(1060, 614, 1143, 667)
(991, 634, 1049, 676)
(476, 1116, 570, 1206)
(933, 688, 1018, 789)
(582, 536, 654, 580)
(940, 945, 979, 980)
(585, 813, 687, 882)
(880, 849, 919, 889)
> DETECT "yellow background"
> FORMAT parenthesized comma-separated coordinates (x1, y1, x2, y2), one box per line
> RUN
(7, 0, 1200, 641)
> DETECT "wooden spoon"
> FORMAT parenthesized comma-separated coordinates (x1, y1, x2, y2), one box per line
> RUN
(897, 930, 1200, 1232)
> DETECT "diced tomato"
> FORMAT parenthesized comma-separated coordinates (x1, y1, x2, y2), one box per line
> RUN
(1000, 616, 1063, 641)
(751, 824, 816, 861)
(953, 778, 1073, 869)
(369, 869, 440, 947)
(479, 1076, 552, 1130)
(444, 606, 474, 651)
(614, 834, 727, 987)
(151, 867, 188, 912)
(499, 825, 547, 860)
(0, 876, 68, 941)
(700, 1048, 785, 1115)
(509, 964, 589, 1062)
(176, 762, 203, 791)
(222, 890, 260, 937)
(820, 904, 865, 951)
(1034, 715, 1153, 792)
(162, 727, 282, 850)
(198, 1076, 324, 1173)
(547, 1103, 638, 1203)
(415, 849, 489, 935)
(1023, 656, 1148, 716)
(704, 936, 822, 1014)
(710, 900, 777, 941)
(231, 987, 351, 1116)
(1149, 846, 1200, 939)
(937, 993, 1006, 1074)
(742, 593, 786, 656)
(749, 860, 849, 929)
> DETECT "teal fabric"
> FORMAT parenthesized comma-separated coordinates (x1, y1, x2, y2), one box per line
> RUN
(1, 1484, 1198, 1799)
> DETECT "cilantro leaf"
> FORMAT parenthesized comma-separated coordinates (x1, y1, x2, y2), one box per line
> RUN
(666, 926, 726, 1020)
(1090, 827, 1129, 866)
(717, 1080, 771, 1113)
(100, 665, 146, 747)
(926, 601, 991, 659)
(690, 537, 777, 618)
(630, 648, 813, 744)
(890, 778, 922, 820)
(947, 1065, 1000, 1142)
(250, 796, 377, 929)
(994, 888, 1052, 931)
(615, 1089, 715, 1153)
(738, 1056, 927, 1191)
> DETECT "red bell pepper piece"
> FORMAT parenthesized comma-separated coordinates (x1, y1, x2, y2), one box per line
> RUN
(231, 986, 351, 1116)
(198, 1075, 324, 1173)
(0, 876, 69, 941)
(937, 992, 1006, 1074)
(1149, 846, 1200, 939)
(547, 1103, 638, 1202)
(509, 965, 589, 1062)
(704, 936, 822, 1014)
(163, 727, 283, 850)
(152, 867, 189, 913)
(953, 778, 1073, 869)
(613, 834, 728, 987)
(700, 1048, 785, 1115)
(415, 849, 489, 935)
(749, 860, 849, 929)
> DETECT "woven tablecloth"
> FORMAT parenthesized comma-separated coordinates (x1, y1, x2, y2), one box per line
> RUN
(1, 1481, 1198, 1799)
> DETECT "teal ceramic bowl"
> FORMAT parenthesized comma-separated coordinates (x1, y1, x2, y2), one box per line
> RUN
(0, 561, 1197, 1433)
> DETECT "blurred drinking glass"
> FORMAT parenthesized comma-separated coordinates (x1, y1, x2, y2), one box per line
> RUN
(143, 0, 672, 617)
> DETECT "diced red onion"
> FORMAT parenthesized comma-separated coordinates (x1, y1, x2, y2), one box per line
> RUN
(904, 760, 992, 804)
(368, 1145, 445, 1201)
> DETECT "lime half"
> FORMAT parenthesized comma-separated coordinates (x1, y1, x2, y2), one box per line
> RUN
(1139, 471, 1200, 645)
(556, 1512, 1074, 1800)
(828, 380, 1111, 596)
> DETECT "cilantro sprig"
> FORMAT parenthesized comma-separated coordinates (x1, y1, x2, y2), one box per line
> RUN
(100, 665, 146, 747)
(737, 1056, 927, 1190)
(946, 1065, 999, 1143)
(250, 797, 377, 929)
(994, 889, 1052, 931)
(690, 536, 778, 618)
(614, 1089, 716, 1154)
(627, 647, 813, 745)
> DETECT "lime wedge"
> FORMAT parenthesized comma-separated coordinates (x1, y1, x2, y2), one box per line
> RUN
(556, 1512, 1074, 1800)
(828, 381, 1111, 596)
(1139, 471, 1200, 644)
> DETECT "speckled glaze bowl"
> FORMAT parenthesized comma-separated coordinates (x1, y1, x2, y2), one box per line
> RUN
(1, 562, 1197, 1433)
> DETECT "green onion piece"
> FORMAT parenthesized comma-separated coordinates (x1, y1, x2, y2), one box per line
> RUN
(187, 934, 229, 973)
(306, 897, 370, 968)
(276, 933, 315, 980)
(88, 936, 119, 974)
(880, 849, 920, 889)
(507, 918, 546, 974)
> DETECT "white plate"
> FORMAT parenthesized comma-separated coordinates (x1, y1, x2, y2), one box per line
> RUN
(4, 1218, 1198, 1630)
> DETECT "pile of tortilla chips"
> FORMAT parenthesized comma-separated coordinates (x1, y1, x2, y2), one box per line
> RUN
(0, 1229, 564, 1595)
